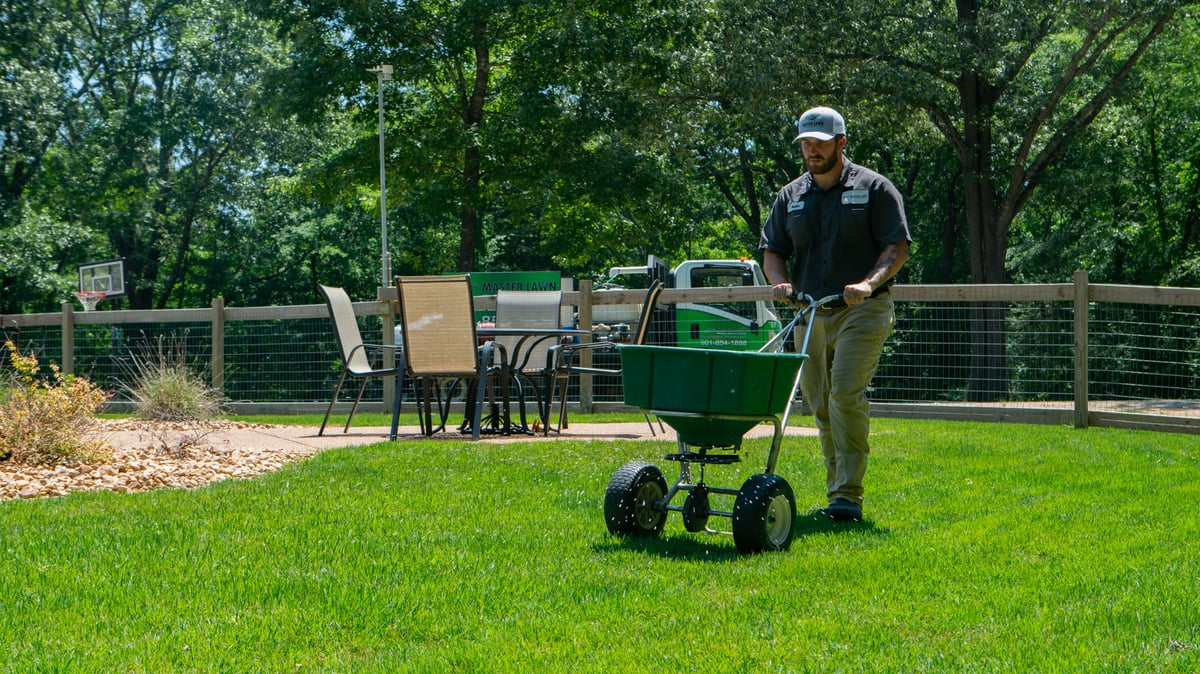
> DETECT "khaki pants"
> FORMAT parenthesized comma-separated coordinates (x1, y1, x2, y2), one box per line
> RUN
(799, 295, 894, 505)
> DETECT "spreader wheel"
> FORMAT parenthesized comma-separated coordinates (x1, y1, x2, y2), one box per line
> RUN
(681, 483, 710, 533)
(732, 474, 796, 553)
(604, 461, 668, 537)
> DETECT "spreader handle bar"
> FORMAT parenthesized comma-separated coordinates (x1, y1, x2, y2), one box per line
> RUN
(775, 293, 844, 432)
(759, 293, 844, 354)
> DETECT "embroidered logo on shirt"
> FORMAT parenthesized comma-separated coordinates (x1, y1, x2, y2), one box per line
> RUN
(787, 200, 805, 213)
(841, 189, 869, 205)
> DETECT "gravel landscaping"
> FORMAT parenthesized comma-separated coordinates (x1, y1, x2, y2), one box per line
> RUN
(1, 419, 319, 501)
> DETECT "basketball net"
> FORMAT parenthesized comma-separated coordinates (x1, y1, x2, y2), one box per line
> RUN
(75, 291, 105, 312)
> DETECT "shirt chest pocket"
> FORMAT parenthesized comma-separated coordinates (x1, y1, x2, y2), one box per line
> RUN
(838, 189, 872, 237)
(785, 203, 815, 247)
(838, 204, 871, 238)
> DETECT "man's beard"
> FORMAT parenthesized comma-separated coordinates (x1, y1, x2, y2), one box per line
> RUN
(806, 154, 838, 175)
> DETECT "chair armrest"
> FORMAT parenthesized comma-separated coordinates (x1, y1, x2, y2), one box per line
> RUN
(350, 343, 403, 355)
(348, 342, 404, 367)
(478, 341, 504, 374)
(512, 334, 569, 373)
(547, 340, 619, 372)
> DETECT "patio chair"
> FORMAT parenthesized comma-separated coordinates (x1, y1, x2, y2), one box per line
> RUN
(548, 280, 665, 435)
(395, 275, 500, 440)
(493, 289, 565, 433)
(318, 284, 405, 440)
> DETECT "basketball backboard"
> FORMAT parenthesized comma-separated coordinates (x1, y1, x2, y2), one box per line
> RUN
(78, 259, 126, 298)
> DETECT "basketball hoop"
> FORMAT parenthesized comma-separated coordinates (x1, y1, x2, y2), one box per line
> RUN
(75, 290, 105, 312)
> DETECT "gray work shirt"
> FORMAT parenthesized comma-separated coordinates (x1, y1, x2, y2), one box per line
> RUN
(760, 159, 912, 298)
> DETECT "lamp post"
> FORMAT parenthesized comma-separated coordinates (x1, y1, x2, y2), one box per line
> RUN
(368, 64, 393, 287)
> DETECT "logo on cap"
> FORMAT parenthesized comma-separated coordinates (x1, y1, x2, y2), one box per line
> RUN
(794, 107, 846, 142)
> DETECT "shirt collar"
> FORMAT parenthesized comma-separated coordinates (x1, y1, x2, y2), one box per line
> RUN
(798, 157, 856, 196)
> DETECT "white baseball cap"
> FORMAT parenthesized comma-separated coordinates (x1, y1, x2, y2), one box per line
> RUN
(794, 107, 846, 141)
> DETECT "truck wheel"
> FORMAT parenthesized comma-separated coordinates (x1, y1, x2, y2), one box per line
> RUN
(732, 474, 796, 553)
(604, 461, 668, 537)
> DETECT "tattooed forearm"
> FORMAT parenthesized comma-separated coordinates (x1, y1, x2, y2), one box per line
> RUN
(863, 241, 910, 290)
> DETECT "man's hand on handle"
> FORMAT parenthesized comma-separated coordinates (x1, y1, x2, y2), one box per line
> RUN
(843, 281, 873, 306)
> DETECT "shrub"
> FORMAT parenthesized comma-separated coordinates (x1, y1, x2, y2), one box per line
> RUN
(0, 340, 112, 465)
(122, 336, 226, 421)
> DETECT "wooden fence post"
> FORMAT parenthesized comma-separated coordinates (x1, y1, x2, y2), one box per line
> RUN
(211, 297, 225, 394)
(382, 296, 397, 412)
(578, 280, 594, 413)
(61, 301, 75, 376)
(1073, 269, 1089, 429)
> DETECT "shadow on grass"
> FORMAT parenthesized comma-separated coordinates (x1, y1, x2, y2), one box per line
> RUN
(593, 508, 887, 561)
(592, 533, 745, 562)
(791, 507, 889, 539)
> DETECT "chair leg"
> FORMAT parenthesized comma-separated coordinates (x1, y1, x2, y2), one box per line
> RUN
(469, 345, 497, 441)
(537, 372, 555, 435)
(487, 371, 509, 434)
(423, 378, 455, 436)
(469, 374, 486, 441)
(540, 372, 569, 436)
(344, 378, 370, 433)
(389, 371, 404, 441)
(420, 379, 435, 436)
(432, 379, 455, 434)
(557, 374, 570, 430)
(511, 374, 534, 433)
(319, 371, 349, 436)
(460, 379, 476, 435)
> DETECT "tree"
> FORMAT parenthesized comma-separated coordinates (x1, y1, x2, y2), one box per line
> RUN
(0, 0, 90, 311)
(818, 0, 1192, 399)
(257, 0, 561, 273)
(37, 0, 291, 309)
(0, 0, 67, 221)
(1009, 9, 1200, 287)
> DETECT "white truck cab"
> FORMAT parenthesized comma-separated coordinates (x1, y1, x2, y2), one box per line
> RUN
(599, 256, 783, 352)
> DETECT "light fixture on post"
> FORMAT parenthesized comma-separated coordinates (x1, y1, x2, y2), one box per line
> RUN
(368, 64, 393, 288)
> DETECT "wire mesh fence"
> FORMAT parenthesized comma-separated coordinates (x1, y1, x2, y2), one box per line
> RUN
(4, 281, 1200, 431)
(876, 301, 1079, 404)
(222, 316, 351, 404)
(1086, 302, 1200, 413)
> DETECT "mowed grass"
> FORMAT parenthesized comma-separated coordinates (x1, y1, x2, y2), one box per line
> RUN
(2, 418, 1199, 672)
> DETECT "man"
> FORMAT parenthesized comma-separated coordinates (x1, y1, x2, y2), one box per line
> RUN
(760, 106, 912, 522)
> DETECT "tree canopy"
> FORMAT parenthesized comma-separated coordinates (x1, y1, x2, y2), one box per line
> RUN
(2, 0, 1199, 313)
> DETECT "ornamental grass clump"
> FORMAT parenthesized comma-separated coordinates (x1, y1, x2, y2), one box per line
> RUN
(0, 340, 111, 465)
(123, 335, 226, 422)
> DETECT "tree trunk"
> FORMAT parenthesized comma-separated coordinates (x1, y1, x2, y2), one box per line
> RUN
(962, 134, 1010, 402)
(457, 21, 491, 273)
(459, 145, 481, 273)
(956, 10, 1010, 401)
(941, 176, 960, 284)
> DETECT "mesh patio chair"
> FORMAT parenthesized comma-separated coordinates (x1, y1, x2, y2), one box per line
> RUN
(493, 289, 565, 433)
(395, 275, 501, 440)
(318, 284, 405, 440)
(548, 280, 665, 435)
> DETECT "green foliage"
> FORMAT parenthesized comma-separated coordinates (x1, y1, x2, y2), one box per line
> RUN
(3, 0, 1200, 313)
(0, 341, 111, 465)
(0, 209, 98, 313)
(1009, 8, 1200, 286)
(23, 0, 299, 310)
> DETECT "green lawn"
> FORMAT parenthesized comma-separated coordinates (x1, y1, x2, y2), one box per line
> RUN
(2, 418, 1198, 672)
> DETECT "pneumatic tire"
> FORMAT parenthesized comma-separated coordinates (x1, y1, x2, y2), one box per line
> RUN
(604, 461, 668, 537)
(732, 473, 796, 553)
